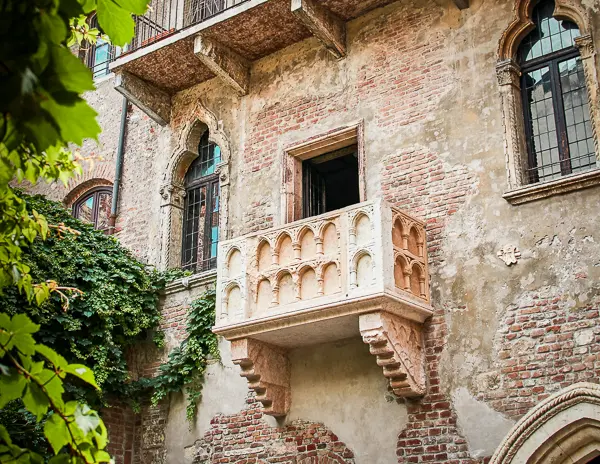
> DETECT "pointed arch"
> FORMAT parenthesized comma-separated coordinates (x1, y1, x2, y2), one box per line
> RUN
(497, 0, 590, 61)
(159, 102, 233, 271)
(490, 382, 600, 464)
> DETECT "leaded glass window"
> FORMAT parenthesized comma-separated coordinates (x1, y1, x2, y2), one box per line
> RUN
(73, 187, 112, 233)
(181, 131, 221, 272)
(518, 0, 595, 183)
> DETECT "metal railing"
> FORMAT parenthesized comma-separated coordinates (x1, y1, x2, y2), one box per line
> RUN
(127, 0, 250, 53)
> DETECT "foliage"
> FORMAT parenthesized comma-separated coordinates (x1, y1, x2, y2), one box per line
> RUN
(1, 0, 150, 462)
(0, 193, 183, 407)
(0, 313, 110, 463)
(143, 290, 219, 422)
(0, 0, 149, 301)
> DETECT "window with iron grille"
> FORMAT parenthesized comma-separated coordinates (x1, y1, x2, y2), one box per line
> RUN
(181, 131, 221, 272)
(518, 0, 595, 184)
(83, 15, 117, 79)
(72, 187, 112, 233)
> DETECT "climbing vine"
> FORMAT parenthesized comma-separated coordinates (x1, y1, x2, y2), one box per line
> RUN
(134, 290, 219, 422)
(1, 193, 219, 427)
(0, 193, 184, 407)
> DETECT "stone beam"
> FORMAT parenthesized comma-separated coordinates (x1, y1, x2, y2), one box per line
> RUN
(453, 0, 469, 9)
(231, 338, 291, 416)
(114, 71, 171, 126)
(291, 0, 346, 59)
(194, 35, 250, 96)
(359, 312, 426, 398)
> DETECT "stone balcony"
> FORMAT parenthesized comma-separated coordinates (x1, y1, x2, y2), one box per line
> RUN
(214, 199, 433, 416)
(110, 0, 401, 125)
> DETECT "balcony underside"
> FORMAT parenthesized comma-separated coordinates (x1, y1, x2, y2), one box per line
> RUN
(214, 290, 432, 348)
(112, 0, 398, 95)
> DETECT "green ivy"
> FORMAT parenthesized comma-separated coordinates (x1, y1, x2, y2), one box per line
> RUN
(0, 193, 185, 407)
(134, 290, 219, 422)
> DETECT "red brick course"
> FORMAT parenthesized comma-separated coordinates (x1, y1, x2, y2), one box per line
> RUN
(193, 395, 355, 464)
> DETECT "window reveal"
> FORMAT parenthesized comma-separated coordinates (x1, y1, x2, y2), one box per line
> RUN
(182, 131, 221, 272)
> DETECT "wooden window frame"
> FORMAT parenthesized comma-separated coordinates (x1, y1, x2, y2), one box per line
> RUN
(280, 122, 366, 224)
(520, 46, 583, 182)
(72, 186, 112, 231)
(181, 174, 220, 272)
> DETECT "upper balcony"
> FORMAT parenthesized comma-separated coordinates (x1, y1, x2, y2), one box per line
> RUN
(214, 199, 433, 416)
(109, 0, 402, 125)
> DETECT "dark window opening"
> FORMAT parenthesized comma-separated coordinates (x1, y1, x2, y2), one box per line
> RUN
(181, 131, 221, 273)
(72, 187, 112, 233)
(588, 457, 600, 464)
(518, 0, 595, 184)
(302, 146, 360, 219)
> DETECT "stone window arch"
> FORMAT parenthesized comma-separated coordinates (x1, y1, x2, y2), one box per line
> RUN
(497, 0, 600, 204)
(160, 114, 231, 273)
(490, 382, 600, 464)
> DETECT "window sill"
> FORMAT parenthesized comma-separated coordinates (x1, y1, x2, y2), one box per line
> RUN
(503, 168, 600, 205)
(163, 269, 217, 295)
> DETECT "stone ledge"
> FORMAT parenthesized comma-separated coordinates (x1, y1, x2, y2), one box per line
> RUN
(164, 270, 217, 296)
(503, 168, 600, 205)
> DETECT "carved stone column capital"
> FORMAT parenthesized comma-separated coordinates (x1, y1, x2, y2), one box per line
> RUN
(575, 33, 595, 59)
(159, 183, 186, 209)
(496, 59, 521, 87)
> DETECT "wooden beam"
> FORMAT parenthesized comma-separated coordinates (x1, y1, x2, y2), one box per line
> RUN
(114, 71, 171, 126)
(194, 35, 250, 96)
(453, 0, 469, 10)
(291, 0, 346, 59)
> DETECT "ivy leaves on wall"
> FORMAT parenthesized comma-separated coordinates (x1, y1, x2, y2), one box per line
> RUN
(0, 193, 176, 406)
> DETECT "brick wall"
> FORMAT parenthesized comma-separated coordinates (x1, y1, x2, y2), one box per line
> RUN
(102, 401, 139, 464)
(482, 289, 600, 418)
(192, 396, 355, 464)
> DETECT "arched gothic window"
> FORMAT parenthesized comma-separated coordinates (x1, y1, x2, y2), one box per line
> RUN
(181, 131, 221, 272)
(518, 0, 595, 183)
(72, 187, 112, 232)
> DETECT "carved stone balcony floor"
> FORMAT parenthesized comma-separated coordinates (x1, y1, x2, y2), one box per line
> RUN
(215, 199, 433, 415)
(111, 0, 399, 124)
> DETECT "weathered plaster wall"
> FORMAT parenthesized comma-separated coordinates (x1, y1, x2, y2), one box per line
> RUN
(23, 0, 600, 461)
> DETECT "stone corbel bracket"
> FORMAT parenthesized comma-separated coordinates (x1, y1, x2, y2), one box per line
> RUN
(359, 311, 426, 397)
(231, 338, 291, 416)
(291, 0, 346, 59)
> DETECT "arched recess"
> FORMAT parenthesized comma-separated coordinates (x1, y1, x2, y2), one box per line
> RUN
(63, 178, 113, 208)
(490, 382, 600, 464)
(159, 106, 232, 271)
(496, 0, 600, 192)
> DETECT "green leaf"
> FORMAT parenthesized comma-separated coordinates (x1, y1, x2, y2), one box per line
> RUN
(114, 0, 149, 15)
(39, 11, 68, 44)
(0, 424, 12, 446)
(45, 46, 95, 94)
(36, 344, 68, 371)
(22, 383, 50, 421)
(40, 97, 100, 146)
(44, 413, 71, 455)
(0, 370, 26, 408)
(48, 455, 72, 464)
(65, 364, 99, 389)
(97, 0, 135, 46)
(74, 404, 100, 435)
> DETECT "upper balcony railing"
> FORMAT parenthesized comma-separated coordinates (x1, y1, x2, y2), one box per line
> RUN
(127, 0, 250, 52)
